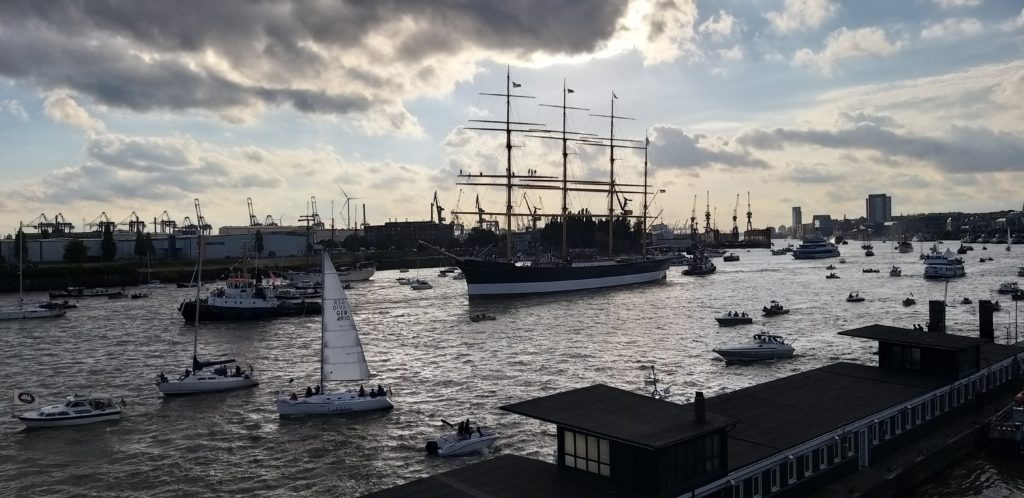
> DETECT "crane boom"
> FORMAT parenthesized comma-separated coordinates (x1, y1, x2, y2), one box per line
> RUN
(746, 191, 753, 232)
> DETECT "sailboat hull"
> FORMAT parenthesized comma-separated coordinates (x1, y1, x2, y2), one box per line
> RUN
(0, 309, 66, 321)
(275, 391, 393, 416)
(157, 375, 259, 396)
(457, 257, 670, 297)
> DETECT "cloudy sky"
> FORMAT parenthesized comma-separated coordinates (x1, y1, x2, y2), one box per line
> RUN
(0, 0, 1022, 235)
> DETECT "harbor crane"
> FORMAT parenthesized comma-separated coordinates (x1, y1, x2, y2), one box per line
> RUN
(87, 212, 117, 232)
(731, 194, 740, 239)
(298, 196, 325, 231)
(703, 191, 711, 234)
(431, 191, 446, 224)
(247, 197, 262, 226)
(746, 191, 753, 232)
(690, 195, 698, 235)
(337, 186, 360, 230)
(522, 193, 542, 231)
(263, 215, 279, 226)
(119, 211, 146, 233)
(193, 201, 212, 235)
(26, 213, 74, 234)
(155, 211, 177, 234)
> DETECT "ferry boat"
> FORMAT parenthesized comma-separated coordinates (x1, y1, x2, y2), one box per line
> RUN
(179, 273, 321, 322)
(791, 233, 840, 259)
(922, 246, 966, 279)
(15, 393, 125, 429)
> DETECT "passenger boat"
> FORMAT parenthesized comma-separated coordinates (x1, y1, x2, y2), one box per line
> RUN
(762, 300, 790, 316)
(715, 312, 752, 326)
(179, 272, 321, 322)
(15, 393, 125, 429)
(791, 233, 840, 260)
(997, 282, 1020, 295)
(713, 333, 795, 362)
(276, 252, 393, 417)
(425, 420, 499, 457)
(922, 245, 966, 279)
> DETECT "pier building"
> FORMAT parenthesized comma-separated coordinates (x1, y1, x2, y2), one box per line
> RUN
(368, 301, 1024, 498)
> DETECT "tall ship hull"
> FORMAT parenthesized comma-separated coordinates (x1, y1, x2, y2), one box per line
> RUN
(457, 257, 670, 298)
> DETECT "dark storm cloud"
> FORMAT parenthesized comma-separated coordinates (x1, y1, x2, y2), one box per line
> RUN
(735, 123, 1024, 174)
(650, 124, 770, 170)
(0, 1, 628, 117)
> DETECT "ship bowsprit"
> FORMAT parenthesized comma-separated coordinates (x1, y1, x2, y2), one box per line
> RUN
(457, 257, 671, 298)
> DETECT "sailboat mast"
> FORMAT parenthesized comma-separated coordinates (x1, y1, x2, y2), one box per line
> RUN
(642, 133, 649, 258)
(17, 222, 23, 311)
(607, 95, 616, 258)
(320, 252, 326, 390)
(561, 80, 569, 260)
(504, 68, 513, 261)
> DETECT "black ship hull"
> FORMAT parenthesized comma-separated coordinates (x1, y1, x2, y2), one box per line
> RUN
(456, 257, 670, 298)
(179, 300, 322, 323)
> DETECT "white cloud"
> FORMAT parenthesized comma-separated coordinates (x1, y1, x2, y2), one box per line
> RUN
(699, 10, 739, 41)
(920, 18, 983, 40)
(0, 99, 28, 121)
(793, 27, 904, 76)
(932, 0, 983, 9)
(42, 93, 106, 133)
(621, 0, 701, 65)
(717, 45, 744, 62)
(764, 0, 839, 33)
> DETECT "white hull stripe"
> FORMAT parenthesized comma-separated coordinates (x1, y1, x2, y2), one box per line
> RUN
(466, 270, 666, 296)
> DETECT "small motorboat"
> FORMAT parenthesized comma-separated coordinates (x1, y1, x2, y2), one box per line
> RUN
(997, 282, 1020, 295)
(130, 292, 150, 299)
(470, 313, 496, 322)
(865, 250, 875, 257)
(437, 272, 448, 277)
(1018, 265, 1024, 277)
(15, 393, 125, 429)
(961, 297, 972, 305)
(410, 279, 432, 290)
(889, 266, 902, 277)
(399, 268, 410, 273)
(723, 253, 740, 262)
(979, 258, 987, 263)
(713, 333, 795, 362)
(107, 291, 128, 300)
(825, 264, 837, 270)
(715, 311, 753, 327)
(903, 296, 916, 306)
(452, 272, 466, 280)
(1013, 290, 1024, 302)
(439, 267, 458, 274)
(862, 268, 879, 273)
(397, 277, 414, 285)
(762, 300, 790, 316)
(846, 292, 865, 303)
(770, 249, 787, 256)
(826, 272, 840, 279)
(839, 258, 847, 264)
(993, 301, 1002, 311)
(426, 419, 499, 457)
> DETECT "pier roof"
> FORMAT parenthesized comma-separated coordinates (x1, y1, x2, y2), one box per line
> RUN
(500, 384, 736, 449)
(363, 454, 618, 498)
(838, 324, 983, 349)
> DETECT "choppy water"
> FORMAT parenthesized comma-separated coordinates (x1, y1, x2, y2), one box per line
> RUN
(0, 241, 1021, 497)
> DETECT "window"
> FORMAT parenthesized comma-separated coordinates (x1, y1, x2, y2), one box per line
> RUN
(563, 430, 610, 477)
(925, 401, 932, 419)
(871, 423, 879, 444)
(787, 459, 796, 484)
(843, 434, 855, 458)
(770, 467, 780, 491)
(804, 454, 813, 476)
(751, 475, 762, 498)
(732, 483, 743, 498)
(818, 447, 827, 468)
(832, 441, 840, 463)
(881, 419, 890, 439)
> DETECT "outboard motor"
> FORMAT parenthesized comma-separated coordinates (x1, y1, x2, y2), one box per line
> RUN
(425, 440, 439, 455)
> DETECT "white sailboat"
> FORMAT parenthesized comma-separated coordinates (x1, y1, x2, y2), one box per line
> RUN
(0, 224, 66, 321)
(156, 200, 258, 395)
(276, 251, 393, 416)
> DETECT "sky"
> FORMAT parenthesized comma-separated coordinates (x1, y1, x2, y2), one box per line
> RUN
(0, 0, 1022, 235)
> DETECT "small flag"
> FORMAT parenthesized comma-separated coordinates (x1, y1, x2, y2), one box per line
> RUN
(567, 88, 575, 94)
(612, 91, 618, 99)
(512, 81, 522, 88)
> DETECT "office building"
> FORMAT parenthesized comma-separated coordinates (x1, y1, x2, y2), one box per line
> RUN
(866, 194, 892, 224)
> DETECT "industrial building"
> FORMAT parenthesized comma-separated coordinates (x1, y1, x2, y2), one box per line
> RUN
(364, 221, 455, 249)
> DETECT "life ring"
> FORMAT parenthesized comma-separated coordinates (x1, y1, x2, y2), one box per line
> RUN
(17, 392, 35, 404)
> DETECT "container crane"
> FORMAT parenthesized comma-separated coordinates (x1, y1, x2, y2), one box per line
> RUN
(119, 211, 146, 233)
(731, 194, 740, 240)
(156, 211, 177, 234)
(522, 193, 541, 231)
(194, 199, 212, 236)
(87, 212, 116, 232)
(298, 195, 325, 230)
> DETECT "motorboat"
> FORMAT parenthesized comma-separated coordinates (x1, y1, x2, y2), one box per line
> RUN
(961, 297, 972, 305)
(923, 246, 966, 279)
(770, 249, 786, 256)
(1018, 266, 1024, 277)
(399, 268, 410, 273)
(668, 252, 693, 264)
(825, 264, 837, 270)
(862, 268, 879, 273)
(890, 266, 902, 277)
(845, 292, 865, 303)
(437, 272, 448, 277)
(440, 266, 459, 274)
(157, 230, 259, 396)
(826, 272, 840, 279)
(48, 286, 124, 299)
(130, 292, 150, 299)
(865, 249, 875, 257)
(452, 272, 466, 280)
(993, 301, 1002, 311)
(997, 282, 1020, 295)
(336, 261, 377, 282)
(713, 333, 795, 362)
(791, 233, 840, 260)
(723, 253, 740, 262)
(705, 248, 728, 258)
(425, 420, 499, 457)
(682, 248, 716, 276)
(15, 393, 125, 429)
(276, 252, 393, 417)
(957, 244, 968, 255)
(470, 313, 496, 322)
(903, 295, 916, 306)
(397, 277, 415, 285)
(715, 311, 753, 326)
(37, 300, 77, 310)
(839, 258, 847, 264)
(861, 243, 873, 250)
(410, 279, 433, 290)
(897, 237, 914, 253)
(762, 300, 790, 316)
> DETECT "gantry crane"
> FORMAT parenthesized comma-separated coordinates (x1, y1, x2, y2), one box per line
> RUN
(194, 198, 212, 235)
(119, 211, 146, 233)
(298, 195, 325, 230)
(87, 212, 116, 232)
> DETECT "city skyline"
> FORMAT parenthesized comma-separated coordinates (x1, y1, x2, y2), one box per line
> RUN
(0, 1, 1022, 233)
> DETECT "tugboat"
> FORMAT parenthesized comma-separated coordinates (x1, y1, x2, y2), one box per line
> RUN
(762, 300, 790, 316)
(682, 248, 717, 276)
(179, 272, 321, 322)
(713, 333, 795, 362)
(715, 311, 753, 327)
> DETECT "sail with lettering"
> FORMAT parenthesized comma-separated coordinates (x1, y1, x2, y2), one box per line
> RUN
(321, 251, 371, 381)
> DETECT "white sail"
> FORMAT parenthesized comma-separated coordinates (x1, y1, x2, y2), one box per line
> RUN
(321, 252, 371, 381)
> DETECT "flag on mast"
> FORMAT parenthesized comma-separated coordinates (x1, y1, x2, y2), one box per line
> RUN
(612, 91, 618, 99)
(512, 81, 522, 88)
(567, 88, 575, 93)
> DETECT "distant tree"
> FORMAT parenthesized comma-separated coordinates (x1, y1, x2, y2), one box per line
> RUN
(143, 233, 156, 258)
(134, 229, 146, 258)
(320, 238, 340, 250)
(13, 228, 27, 259)
(101, 225, 117, 261)
(341, 234, 369, 251)
(63, 240, 88, 263)
(254, 229, 265, 257)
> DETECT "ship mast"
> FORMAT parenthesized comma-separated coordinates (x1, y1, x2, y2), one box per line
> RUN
(537, 81, 590, 260)
(642, 134, 649, 257)
(591, 94, 636, 258)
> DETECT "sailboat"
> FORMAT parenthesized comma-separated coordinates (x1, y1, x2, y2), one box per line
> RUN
(0, 223, 66, 321)
(156, 199, 259, 395)
(275, 251, 393, 416)
(424, 71, 670, 298)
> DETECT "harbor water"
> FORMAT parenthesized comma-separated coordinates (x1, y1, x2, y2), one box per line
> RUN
(1, 241, 1022, 496)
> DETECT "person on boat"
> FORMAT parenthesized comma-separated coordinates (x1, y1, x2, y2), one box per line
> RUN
(305, 386, 313, 398)
(233, 365, 242, 377)
(376, 384, 385, 396)
(183, 368, 191, 379)
(358, 385, 365, 397)
(289, 392, 298, 401)
(313, 385, 320, 395)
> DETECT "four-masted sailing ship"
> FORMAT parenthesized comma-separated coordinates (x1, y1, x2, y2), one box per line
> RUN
(430, 69, 670, 298)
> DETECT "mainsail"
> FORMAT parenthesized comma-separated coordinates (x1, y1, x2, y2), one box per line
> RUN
(320, 251, 371, 381)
